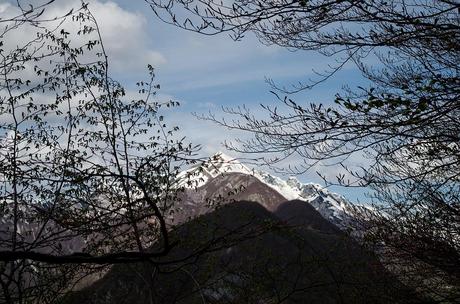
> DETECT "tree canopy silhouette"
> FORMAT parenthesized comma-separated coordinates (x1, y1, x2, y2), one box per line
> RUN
(148, 0, 460, 301)
(0, 2, 199, 302)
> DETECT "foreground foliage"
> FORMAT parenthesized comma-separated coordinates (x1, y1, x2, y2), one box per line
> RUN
(0, 2, 195, 302)
(148, 1, 460, 301)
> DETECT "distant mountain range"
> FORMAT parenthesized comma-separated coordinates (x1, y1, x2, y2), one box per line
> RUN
(175, 152, 370, 229)
(62, 153, 422, 304)
(3, 153, 425, 303)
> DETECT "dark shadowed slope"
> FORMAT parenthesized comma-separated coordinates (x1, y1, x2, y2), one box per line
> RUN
(275, 200, 341, 234)
(62, 200, 422, 304)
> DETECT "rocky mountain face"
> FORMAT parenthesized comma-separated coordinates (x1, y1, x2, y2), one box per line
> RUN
(175, 152, 368, 230)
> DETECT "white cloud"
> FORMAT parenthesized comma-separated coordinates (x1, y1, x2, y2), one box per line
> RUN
(1, 0, 166, 75)
(0, 3, 10, 13)
(86, 1, 167, 72)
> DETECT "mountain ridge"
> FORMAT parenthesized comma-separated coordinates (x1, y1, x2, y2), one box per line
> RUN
(180, 152, 368, 229)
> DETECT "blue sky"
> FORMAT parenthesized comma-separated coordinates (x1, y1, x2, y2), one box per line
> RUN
(3, 0, 371, 201)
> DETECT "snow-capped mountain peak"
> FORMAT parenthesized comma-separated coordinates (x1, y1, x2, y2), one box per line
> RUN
(178, 152, 252, 188)
(179, 153, 364, 229)
(208, 152, 252, 174)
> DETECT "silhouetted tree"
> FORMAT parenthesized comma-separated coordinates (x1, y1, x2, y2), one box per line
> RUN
(147, 0, 460, 301)
(0, 2, 198, 302)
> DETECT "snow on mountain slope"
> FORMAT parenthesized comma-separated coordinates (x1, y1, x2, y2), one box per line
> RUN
(177, 152, 253, 188)
(180, 152, 365, 229)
